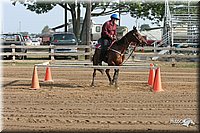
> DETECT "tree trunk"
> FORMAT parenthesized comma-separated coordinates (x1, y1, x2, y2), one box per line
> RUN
(76, 3, 81, 40)
(80, 3, 91, 45)
(72, 9, 76, 36)
(68, 3, 81, 40)
(80, 13, 87, 44)
(68, 3, 78, 38)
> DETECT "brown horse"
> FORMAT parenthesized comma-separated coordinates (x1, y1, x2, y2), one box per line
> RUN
(91, 26, 147, 88)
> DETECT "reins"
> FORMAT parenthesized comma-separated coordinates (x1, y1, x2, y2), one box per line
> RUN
(122, 48, 134, 65)
(107, 33, 140, 65)
(122, 33, 139, 64)
(108, 36, 130, 56)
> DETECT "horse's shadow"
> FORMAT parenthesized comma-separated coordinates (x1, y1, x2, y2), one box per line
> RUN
(41, 82, 83, 88)
(2, 80, 20, 87)
(2, 80, 84, 89)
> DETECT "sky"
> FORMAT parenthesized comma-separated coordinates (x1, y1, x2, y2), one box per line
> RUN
(0, 0, 162, 34)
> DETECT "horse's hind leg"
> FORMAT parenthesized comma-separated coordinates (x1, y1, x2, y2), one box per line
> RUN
(91, 69, 97, 87)
(93, 49, 104, 75)
(106, 69, 113, 85)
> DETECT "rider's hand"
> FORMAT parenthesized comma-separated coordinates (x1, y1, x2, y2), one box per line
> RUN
(113, 35, 117, 40)
(108, 35, 113, 40)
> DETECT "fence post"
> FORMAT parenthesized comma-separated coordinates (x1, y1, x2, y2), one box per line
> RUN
(78, 45, 83, 61)
(85, 43, 92, 60)
(50, 45, 55, 61)
(153, 42, 156, 53)
(171, 47, 176, 67)
(11, 44, 15, 62)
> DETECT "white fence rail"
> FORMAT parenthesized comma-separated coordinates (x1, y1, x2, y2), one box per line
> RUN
(0, 44, 92, 61)
(0, 45, 199, 62)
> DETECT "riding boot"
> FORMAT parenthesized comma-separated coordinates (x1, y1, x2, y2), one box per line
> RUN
(99, 49, 105, 65)
(103, 39, 110, 61)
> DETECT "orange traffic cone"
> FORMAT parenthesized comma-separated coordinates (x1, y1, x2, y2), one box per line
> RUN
(148, 63, 155, 86)
(30, 66, 40, 90)
(153, 67, 164, 92)
(44, 66, 53, 82)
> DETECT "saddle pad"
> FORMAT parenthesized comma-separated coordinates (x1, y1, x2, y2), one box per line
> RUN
(95, 43, 101, 49)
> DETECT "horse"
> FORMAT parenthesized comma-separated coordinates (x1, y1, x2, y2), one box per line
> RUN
(91, 26, 147, 89)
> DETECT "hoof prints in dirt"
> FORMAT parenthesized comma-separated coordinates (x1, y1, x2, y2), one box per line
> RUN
(2, 63, 198, 131)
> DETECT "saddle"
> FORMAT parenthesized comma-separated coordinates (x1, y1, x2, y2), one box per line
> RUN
(95, 38, 105, 49)
(95, 38, 116, 50)
(95, 38, 112, 63)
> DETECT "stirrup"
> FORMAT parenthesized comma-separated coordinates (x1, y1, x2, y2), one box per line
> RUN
(98, 61, 102, 66)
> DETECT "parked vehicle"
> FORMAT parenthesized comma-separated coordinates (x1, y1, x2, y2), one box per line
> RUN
(23, 35, 32, 46)
(50, 32, 78, 59)
(173, 43, 199, 55)
(31, 38, 40, 46)
(40, 33, 52, 45)
(24, 39, 32, 46)
(1, 33, 27, 59)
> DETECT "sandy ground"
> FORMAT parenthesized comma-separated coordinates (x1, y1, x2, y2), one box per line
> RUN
(1, 61, 199, 132)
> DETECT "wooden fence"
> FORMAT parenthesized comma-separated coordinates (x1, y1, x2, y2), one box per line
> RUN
(0, 44, 199, 62)
(0, 44, 92, 61)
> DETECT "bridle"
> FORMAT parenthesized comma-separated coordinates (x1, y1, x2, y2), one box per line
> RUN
(131, 31, 143, 45)
(109, 31, 142, 56)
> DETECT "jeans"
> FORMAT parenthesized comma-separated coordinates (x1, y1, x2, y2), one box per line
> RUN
(99, 38, 111, 63)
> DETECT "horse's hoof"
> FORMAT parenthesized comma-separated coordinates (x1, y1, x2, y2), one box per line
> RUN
(109, 81, 114, 86)
(90, 84, 95, 87)
(109, 83, 113, 86)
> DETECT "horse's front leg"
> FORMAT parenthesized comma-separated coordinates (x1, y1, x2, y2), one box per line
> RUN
(113, 69, 119, 88)
(91, 69, 96, 87)
(105, 69, 113, 85)
(112, 69, 117, 84)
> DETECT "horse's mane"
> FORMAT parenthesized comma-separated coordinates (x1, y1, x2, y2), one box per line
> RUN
(116, 30, 133, 45)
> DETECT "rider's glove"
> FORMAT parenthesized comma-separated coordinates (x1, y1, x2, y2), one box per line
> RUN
(112, 35, 117, 41)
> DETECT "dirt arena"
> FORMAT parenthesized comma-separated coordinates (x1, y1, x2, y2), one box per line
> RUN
(1, 61, 199, 132)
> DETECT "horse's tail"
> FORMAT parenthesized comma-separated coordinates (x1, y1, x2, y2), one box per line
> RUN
(92, 49, 104, 75)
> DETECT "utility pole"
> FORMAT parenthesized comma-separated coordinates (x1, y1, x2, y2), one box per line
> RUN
(85, 0, 91, 59)
(64, 3, 68, 32)
(118, 0, 121, 26)
(86, 0, 91, 45)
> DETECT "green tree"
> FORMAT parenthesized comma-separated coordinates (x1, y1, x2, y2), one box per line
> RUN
(11, 0, 197, 37)
(127, 1, 165, 25)
(11, 0, 121, 43)
(12, 0, 196, 43)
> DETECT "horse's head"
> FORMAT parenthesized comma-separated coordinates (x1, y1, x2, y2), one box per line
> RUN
(129, 26, 147, 47)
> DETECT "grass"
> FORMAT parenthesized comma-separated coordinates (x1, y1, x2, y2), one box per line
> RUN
(175, 62, 199, 68)
(2, 61, 41, 67)
(154, 61, 199, 68)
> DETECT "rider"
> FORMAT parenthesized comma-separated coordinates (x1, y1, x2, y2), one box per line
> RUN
(99, 13, 120, 63)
